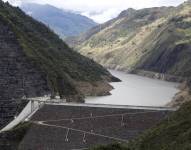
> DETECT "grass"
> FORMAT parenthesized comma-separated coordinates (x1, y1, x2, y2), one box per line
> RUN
(0, 1, 111, 96)
(0, 123, 32, 150)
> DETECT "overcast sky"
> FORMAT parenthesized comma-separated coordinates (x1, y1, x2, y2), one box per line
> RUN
(3, 0, 186, 23)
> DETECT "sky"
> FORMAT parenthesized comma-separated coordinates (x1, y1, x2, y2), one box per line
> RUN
(3, 0, 186, 23)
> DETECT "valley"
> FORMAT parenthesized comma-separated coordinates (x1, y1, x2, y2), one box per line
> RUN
(86, 70, 179, 106)
(0, 0, 191, 150)
(66, 0, 191, 107)
(66, 1, 191, 80)
(65, 1, 191, 149)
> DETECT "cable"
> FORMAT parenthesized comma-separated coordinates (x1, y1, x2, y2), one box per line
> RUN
(34, 121, 129, 143)
(39, 110, 163, 123)
(29, 110, 167, 145)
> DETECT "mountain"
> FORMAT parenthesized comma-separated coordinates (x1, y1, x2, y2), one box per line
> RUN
(0, 1, 191, 149)
(66, 1, 191, 108)
(66, 1, 191, 81)
(0, 1, 118, 130)
(21, 3, 97, 38)
(66, 1, 191, 149)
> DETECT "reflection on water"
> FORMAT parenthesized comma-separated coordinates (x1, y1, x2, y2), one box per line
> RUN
(86, 70, 180, 106)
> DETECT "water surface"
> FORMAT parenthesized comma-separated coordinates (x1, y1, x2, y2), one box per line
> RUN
(86, 70, 180, 106)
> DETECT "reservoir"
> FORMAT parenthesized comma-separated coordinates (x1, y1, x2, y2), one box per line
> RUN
(86, 70, 180, 106)
(2, 70, 178, 132)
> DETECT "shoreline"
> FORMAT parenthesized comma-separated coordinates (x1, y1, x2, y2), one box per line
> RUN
(107, 68, 189, 108)
(86, 69, 180, 107)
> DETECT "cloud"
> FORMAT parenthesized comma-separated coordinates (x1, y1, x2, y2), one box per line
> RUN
(2, 0, 21, 6)
(3, 0, 186, 23)
(82, 8, 121, 23)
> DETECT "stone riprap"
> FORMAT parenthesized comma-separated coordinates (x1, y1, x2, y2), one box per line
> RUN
(19, 105, 171, 150)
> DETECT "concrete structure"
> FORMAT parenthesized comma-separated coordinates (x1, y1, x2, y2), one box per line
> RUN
(19, 103, 173, 150)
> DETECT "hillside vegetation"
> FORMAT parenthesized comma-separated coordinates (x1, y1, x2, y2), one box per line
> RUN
(0, 1, 117, 99)
(0, 123, 31, 150)
(67, 1, 191, 80)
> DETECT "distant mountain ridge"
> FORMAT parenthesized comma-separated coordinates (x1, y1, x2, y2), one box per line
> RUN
(21, 3, 97, 38)
(66, 1, 191, 80)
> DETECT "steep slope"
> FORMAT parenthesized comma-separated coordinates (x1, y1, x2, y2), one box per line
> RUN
(66, 1, 191, 149)
(66, 7, 174, 69)
(67, 1, 191, 81)
(135, 2, 191, 78)
(21, 3, 97, 38)
(0, 1, 118, 129)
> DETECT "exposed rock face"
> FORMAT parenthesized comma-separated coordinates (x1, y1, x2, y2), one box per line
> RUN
(75, 81, 113, 97)
(167, 82, 191, 107)
(0, 19, 50, 129)
(131, 70, 185, 83)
